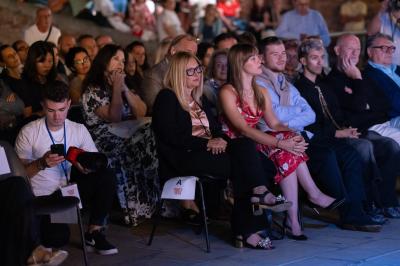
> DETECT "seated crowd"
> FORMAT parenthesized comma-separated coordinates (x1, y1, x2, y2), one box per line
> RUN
(2, 0, 400, 265)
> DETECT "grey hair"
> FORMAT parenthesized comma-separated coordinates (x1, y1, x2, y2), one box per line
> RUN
(298, 39, 324, 59)
(366, 33, 393, 49)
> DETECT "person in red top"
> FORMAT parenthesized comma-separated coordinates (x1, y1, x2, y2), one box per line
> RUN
(216, 0, 244, 31)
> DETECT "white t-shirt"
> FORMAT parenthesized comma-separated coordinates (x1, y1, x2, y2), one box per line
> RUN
(157, 9, 184, 41)
(15, 118, 97, 196)
(24, 24, 61, 45)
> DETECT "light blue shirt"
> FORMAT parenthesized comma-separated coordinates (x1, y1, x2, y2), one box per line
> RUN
(256, 73, 316, 138)
(380, 12, 400, 66)
(368, 61, 400, 88)
(275, 9, 331, 47)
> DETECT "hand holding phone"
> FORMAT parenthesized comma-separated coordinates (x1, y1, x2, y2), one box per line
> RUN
(51, 144, 65, 156)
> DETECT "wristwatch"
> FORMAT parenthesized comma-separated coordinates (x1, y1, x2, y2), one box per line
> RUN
(37, 158, 47, 171)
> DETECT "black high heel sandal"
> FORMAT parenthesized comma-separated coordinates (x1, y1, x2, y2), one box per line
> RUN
(283, 214, 308, 241)
(234, 233, 275, 250)
(251, 191, 292, 216)
(284, 225, 308, 241)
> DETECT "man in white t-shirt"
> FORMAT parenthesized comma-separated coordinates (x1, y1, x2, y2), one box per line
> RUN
(15, 80, 118, 255)
(24, 7, 61, 46)
(157, 0, 185, 41)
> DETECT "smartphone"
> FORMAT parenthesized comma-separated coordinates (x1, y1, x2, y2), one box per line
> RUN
(51, 144, 65, 156)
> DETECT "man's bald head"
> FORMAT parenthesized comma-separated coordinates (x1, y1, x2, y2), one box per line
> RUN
(334, 34, 361, 66)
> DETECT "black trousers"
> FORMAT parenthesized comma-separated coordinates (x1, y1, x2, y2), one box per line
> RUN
(362, 131, 400, 207)
(228, 138, 276, 236)
(306, 138, 373, 225)
(39, 167, 117, 247)
(164, 147, 231, 218)
(0, 177, 38, 266)
(70, 167, 117, 225)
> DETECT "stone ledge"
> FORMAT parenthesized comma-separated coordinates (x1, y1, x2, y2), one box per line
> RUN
(0, 0, 135, 46)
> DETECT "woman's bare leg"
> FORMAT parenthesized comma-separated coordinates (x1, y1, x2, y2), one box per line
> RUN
(296, 162, 335, 208)
(279, 172, 302, 235)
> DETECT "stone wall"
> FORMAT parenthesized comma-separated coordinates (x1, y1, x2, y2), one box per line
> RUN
(0, 0, 385, 47)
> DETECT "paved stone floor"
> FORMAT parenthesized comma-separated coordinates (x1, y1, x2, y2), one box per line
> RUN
(63, 211, 400, 266)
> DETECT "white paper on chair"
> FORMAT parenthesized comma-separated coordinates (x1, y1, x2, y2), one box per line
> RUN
(51, 184, 82, 224)
(0, 146, 11, 175)
(60, 183, 82, 209)
(161, 176, 197, 200)
(108, 117, 151, 138)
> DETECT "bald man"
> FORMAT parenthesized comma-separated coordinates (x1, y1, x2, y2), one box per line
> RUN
(326, 34, 400, 219)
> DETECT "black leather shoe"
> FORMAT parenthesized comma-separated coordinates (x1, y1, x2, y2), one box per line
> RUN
(341, 223, 382, 232)
(326, 198, 346, 211)
(383, 207, 400, 219)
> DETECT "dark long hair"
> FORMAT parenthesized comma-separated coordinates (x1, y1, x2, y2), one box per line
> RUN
(22, 41, 57, 83)
(125, 41, 149, 70)
(82, 44, 123, 91)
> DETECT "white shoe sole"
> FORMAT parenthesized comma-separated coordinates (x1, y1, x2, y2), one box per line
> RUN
(86, 245, 118, 255)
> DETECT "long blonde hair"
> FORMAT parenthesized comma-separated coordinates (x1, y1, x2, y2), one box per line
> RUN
(227, 43, 265, 110)
(163, 51, 204, 111)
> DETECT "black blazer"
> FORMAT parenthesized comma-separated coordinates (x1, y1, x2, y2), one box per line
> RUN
(152, 89, 226, 176)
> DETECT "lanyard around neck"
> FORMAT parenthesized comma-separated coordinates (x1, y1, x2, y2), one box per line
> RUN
(45, 119, 68, 182)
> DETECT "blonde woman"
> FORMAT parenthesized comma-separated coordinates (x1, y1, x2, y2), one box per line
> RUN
(219, 44, 343, 240)
(152, 51, 291, 249)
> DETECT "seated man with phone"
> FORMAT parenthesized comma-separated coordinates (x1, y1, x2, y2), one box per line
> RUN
(15, 80, 118, 255)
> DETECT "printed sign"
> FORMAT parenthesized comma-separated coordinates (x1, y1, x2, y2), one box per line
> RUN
(161, 176, 197, 200)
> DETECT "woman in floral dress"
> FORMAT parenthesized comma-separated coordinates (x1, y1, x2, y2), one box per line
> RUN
(81, 44, 159, 226)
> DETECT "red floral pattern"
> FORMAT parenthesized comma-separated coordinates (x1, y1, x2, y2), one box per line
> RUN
(221, 96, 308, 184)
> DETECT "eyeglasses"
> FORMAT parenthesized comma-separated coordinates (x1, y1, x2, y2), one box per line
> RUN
(74, 56, 90, 65)
(186, 65, 204, 76)
(371, 45, 396, 54)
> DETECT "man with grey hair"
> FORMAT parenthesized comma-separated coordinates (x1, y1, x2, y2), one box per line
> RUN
(368, 0, 400, 65)
(363, 33, 400, 125)
(24, 7, 61, 45)
(325, 33, 400, 219)
(141, 34, 198, 114)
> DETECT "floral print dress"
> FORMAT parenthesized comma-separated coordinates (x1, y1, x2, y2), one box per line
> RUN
(220, 95, 308, 184)
(82, 86, 159, 226)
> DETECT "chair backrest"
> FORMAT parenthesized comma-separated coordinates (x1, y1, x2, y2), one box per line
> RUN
(152, 130, 181, 182)
(0, 140, 28, 182)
